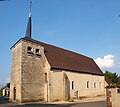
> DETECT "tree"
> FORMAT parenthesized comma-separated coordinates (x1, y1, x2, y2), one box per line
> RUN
(104, 71, 119, 84)
(0, 89, 2, 96)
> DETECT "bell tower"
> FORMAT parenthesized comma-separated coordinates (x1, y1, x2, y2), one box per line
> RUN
(10, 1, 46, 102)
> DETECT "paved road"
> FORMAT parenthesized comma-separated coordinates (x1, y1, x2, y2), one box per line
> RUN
(0, 96, 9, 104)
(72, 101, 106, 107)
(0, 96, 107, 107)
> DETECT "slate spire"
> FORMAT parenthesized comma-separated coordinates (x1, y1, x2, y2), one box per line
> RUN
(25, 1, 32, 38)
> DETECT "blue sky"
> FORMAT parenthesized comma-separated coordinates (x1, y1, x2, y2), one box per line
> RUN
(0, 0, 120, 85)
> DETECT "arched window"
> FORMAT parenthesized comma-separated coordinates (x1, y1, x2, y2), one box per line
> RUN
(94, 82, 96, 88)
(99, 82, 101, 88)
(87, 81, 89, 88)
(72, 81, 74, 89)
(13, 87, 16, 100)
(45, 73, 47, 83)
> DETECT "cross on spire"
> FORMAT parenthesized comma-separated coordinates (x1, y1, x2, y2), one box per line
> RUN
(25, 1, 32, 38)
(29, 1, 32, 17)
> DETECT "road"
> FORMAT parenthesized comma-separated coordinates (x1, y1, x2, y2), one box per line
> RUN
(0, 96, 107, 107)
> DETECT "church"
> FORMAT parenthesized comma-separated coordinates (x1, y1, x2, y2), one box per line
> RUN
(9, 11, 106, 103)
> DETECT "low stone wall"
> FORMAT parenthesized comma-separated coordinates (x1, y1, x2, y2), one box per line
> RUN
(106, 86, 120, 107)
(106, 88, 112, 107)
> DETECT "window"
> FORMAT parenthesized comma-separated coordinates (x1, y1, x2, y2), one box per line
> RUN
(27, 46, 33, 54)
(45, 73, 47, 83)
(99, 82, 101, 88)
(94, 82, 96, 88)
(36, 49, 41, 56)
(27, 46, 32, 51)
(117, 89, 120, 94)
(72, 81, 74, 89)
(36, 49, 40, 53)
(87, 81, 89, 88)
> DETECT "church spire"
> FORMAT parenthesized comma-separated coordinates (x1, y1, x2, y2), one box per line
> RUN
(25, 1, 32, 38)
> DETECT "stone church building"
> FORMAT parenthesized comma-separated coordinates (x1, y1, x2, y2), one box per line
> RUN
(9, 12, 106, 103)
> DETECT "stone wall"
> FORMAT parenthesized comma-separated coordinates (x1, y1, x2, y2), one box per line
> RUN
(110, 88, 120, 107)
(10, 41, 22, 102)
(48, 70, 65, 101)
(65, 71, 105, 99)
(21, 39, 46, 102)
(48, 69, 105, 101)
(10, 39, 49, 103)
(106, 88, 112, 107)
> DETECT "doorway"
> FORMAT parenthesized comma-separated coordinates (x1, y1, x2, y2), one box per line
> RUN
(64, 75, 70, 100)
(13, 87, 16, 100)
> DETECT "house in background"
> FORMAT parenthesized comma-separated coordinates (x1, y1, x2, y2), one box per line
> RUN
(2, 83, 10, 97)
(9, 12, 106, 103)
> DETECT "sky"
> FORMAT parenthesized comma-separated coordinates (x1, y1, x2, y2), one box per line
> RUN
(0, 0, 120, 86)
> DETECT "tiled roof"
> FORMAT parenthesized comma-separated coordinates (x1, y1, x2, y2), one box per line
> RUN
(117, 77, 120, 86)
(105, 76, 112, 84)
(21, 37, 104, 75)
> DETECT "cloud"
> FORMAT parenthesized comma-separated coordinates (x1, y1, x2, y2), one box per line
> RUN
(95, 54, 115, 68)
